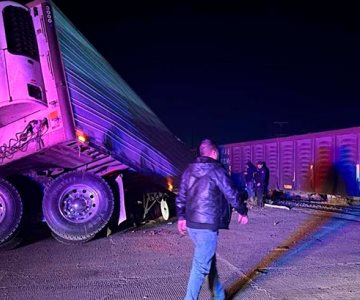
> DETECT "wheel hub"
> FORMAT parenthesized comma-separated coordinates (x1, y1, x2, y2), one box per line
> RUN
(66, 196, 88, 213)
(59, 185, 99, 223)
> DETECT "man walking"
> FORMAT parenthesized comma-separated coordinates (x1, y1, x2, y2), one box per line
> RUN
(176, 139, 249, 300)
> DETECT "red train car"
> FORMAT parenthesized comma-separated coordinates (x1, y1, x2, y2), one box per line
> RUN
(221, 127, 360, 198)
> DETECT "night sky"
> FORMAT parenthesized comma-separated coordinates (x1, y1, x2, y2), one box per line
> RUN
(47, 1, 360, 146)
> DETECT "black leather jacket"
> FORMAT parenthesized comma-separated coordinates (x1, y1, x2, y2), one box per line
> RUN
(254, 166, 266, 188)
(176, 156, 248, 231)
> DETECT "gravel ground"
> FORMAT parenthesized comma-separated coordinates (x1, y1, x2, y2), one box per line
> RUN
(1, 205, 360, 300)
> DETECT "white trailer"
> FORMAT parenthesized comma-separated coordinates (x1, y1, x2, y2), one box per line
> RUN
(0, 0, 193, 246)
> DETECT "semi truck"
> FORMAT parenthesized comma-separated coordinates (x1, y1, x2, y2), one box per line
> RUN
(0, 0, 193, 246)
(220, 127, 360, 200)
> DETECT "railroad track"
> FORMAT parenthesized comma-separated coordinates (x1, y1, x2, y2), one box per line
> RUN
(269, 198, 360, 216)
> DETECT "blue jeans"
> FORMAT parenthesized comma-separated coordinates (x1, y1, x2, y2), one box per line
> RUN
(185, 228, 225, 300)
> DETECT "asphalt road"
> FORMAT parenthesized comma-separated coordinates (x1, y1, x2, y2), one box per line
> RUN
(1, 205, 360, 300)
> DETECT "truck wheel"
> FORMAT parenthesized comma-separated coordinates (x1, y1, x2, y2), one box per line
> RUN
(0, 178, 23, 247)
(161, 197, 176, 221)
(160, 199, 171, 221)
(43, 171, 114, 242)
(151, 197, 176, 221)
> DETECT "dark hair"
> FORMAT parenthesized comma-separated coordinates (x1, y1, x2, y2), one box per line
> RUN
(199, 139, 218, 157)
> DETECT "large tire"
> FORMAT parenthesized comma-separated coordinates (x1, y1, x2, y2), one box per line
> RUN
(51, 231, 95, 245)
(0, 178, 23, 247)
(43, 171, 114, 242)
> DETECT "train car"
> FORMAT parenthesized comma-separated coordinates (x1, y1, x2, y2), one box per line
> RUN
(220, 127, 360, 199)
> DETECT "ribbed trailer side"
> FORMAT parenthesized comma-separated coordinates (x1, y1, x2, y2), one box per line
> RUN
(52, 7, 193, 183)
(222, 127, 360, 197)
